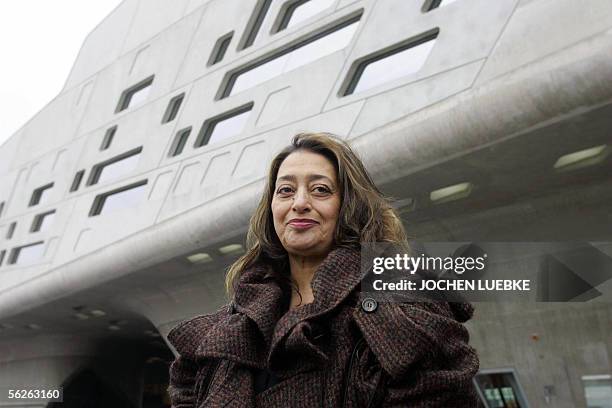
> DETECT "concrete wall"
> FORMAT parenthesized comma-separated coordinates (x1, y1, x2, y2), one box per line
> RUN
(1, 0, 611, 406)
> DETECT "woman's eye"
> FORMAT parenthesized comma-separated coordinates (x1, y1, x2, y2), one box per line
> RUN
(276, 186, 294, 195)
(313, 186, 332, 195)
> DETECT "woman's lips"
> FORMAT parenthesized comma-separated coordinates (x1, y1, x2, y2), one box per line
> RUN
(288, 220, 318, 229)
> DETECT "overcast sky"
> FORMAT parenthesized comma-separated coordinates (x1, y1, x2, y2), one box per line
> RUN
(0, 1, 123, 147)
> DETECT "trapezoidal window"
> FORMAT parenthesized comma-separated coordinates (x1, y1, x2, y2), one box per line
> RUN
(0, 201, 5, 218)
(423, 0, 458, 12)
(0, 249, 5, 266)
(583, 375, 612, 408)
(30, 210, 56, 233)
(342, 28, 439, 96)
(220, 11, 362, 98)
(70, 170, 85, 192)
(161, 93, 185, 124)
(169, 127, 192, 157)
(238, 0, 273, 50)
(87, 147, 142, 186)
(101, 126, 117, 150)
(474, 369, 529, 408)
(208, 32, 234, 66)
(8, 241, 45, 266)
(29, 183, 54, 207)
(273, 0, 336, 33)
(195, 103, 253, 147)
(89, 180, 148, 217)
(6, 222, 16, 239)
(115, 75, 154, 113)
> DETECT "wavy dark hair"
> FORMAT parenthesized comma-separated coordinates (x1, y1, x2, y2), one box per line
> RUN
(225, 132, 408, 296)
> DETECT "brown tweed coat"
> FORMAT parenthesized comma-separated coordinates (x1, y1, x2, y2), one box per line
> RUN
(167, 247, 480, 407)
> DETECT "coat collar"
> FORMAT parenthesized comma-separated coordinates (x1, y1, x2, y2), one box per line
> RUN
(171, 246, 363, 373)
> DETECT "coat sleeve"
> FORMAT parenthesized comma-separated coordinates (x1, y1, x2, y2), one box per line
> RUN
(168, 355, 221, 408)
(166, 307, 229, 408)
(353, 301, 480, 407)
(167, 355, 198, 408)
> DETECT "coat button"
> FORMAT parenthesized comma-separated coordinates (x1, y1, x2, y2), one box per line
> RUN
(361, 298, 378, 313)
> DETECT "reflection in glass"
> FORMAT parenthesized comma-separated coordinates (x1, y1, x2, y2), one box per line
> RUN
(127, 85, 151, 108)
(32, 211, 56, 233)
(93, 183, 147, 216)
(96, 153, 141, 184)
(170, 128, 191, 157)
(439, 0, 458, 7)
(349, 34, 437, 95)
(11, 242, 45, 265)
(583, 375, 612, 408)
(208, 110, 251, 145)
(281, 0, 335, 31)
(474, 370, 528, 408)
(426, 0, 458, 10)
(229, 18, 360, 96)
(116, 76, 154, 112)
(29, 183, 54, 207)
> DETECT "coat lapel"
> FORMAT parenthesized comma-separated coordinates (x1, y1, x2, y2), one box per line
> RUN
(183, 246, 363, 374)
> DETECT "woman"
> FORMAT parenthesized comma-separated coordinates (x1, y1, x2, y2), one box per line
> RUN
(167, 133, 480, 407)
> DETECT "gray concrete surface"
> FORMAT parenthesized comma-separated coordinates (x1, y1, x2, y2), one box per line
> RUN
(0, 0, 611, 406)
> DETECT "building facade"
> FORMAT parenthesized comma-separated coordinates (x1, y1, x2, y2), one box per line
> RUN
(1, 0, 612, 406)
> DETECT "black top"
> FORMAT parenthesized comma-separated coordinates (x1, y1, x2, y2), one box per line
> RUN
(253, 367, 280, 394)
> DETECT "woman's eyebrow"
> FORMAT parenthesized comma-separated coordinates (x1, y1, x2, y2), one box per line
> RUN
(276, 174, 334, 184)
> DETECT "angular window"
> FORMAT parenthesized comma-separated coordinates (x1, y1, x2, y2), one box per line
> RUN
(195, 104, 253, 147)
(29, 183, 54, 207)
(6, 222, 16, 239)
(423, 0, 458, 11)
(274, 0, 335, 33)
(70, 170, 85, 192)
(583, 375, 612, 408)
(31, 210, 56, 233)
(115, 75, 154, 113)
(474, 369, 529, 408)
(101, 126, 117, 151)
(161, 93, 185, 124)
(8, 242, 45, 266)
(169, 127, 192, 157)
(87, 147, 142, 186)
(221, 12, 362, 98)
(238, 0, 273, 50)
(343, 29, 438, 96)
(89, 180, 148, 217)
(0, 249, 5, 266)
(208, 32, 233, 66)
(0, 201, 4, 218)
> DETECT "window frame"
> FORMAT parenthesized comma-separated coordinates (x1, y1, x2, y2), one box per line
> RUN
(115, 75, 155, 113)
(30, 210, 56, 233)
(87, 147, 143, 186)
(194, 103, 254, 148)
(161, 93, 185, 124)
(237, 0, 273, 50)
(7, 241, 45, 265)
(89, 180, 148, 217)
(340, 28, 439, 96)
(29, 183, 54, 207)
(218, 10, 363, 99)
(101, 126, 117, 151)
(70, 170, 86, 193)
(169, 127, 192, 157)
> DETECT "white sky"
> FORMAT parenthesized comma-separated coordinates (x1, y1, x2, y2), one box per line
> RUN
(0, 1, 123, 147)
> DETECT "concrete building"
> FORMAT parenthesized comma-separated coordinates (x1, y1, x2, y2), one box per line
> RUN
(0, 0, 611, 406)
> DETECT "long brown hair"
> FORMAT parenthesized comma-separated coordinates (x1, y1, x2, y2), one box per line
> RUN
(225, 132, 407, 297)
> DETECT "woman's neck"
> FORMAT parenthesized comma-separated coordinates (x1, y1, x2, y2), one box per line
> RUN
(287, 254, 325, 309)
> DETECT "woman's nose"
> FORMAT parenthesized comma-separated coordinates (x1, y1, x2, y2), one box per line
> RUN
(292, 188, 311, 212)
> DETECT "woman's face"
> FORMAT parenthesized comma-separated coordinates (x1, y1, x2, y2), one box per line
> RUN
(272, 150, 341, 258)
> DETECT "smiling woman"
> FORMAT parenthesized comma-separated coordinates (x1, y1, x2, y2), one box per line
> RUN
(166, 133, 480, 407)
